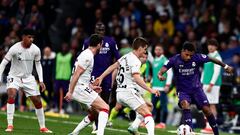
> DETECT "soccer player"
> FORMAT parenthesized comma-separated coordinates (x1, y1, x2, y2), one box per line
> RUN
(158, 42, 233, 135)
(82, 22, 120, 132)
(151, 43, 173, 129)
(64, 34, 109, 135)
(94, 37, 160, 135)
(0, 28, 52, 133)
(201, 39, 222, 134)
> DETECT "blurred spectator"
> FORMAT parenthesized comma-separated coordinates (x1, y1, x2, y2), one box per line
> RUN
(41, 46, 56, 110)
(119, 38, 132, 56)
(53, 43, 73, 114)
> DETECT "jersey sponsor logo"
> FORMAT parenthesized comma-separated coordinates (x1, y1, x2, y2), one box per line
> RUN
(105, 42, 109, 47)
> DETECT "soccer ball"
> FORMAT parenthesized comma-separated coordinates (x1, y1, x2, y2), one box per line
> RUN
(177, 124, 193, 135)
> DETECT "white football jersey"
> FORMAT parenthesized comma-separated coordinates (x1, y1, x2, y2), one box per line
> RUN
(73, 49, 94, 84)
(5, 42, 41, 78)
(116, 52, 141, 91)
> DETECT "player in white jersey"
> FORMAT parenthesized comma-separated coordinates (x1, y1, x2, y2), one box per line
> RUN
(64, 34, 109, 135)
(94, 37, 160, 135)
(0, 29, 52, 133)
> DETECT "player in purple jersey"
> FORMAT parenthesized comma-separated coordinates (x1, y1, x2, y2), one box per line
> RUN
(82, 22, 120, 133)
(158, 42, 233, 135)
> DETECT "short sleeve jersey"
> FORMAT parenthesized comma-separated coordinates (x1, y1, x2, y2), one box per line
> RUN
(74, 49, 94, 84)
(116, 52, 141, 91)
(164, 53, 209, 93)
(5, 42, 41, 78)
(83, 36, 120, 80)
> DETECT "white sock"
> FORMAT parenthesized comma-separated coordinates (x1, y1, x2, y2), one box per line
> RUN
(7, 103, 15, 126)
(131, 112, 143, 129)
(97, 111, 108, 135)
(35, 108, 45, 128)
(144, 115, 155, 135)
(72, 115, 91, 134)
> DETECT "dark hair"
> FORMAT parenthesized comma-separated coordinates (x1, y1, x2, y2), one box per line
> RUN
(182, 41, 195, 52)
(22, 28, 35, 36)
(132, 37, 148, 50)
(89, 34, 103, 47)
(207, 38, 219, 47)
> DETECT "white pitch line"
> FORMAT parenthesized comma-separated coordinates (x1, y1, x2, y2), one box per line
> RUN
(0, 112, 147, 135)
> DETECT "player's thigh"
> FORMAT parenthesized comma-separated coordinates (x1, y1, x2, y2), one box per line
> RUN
(193, 89, 210, 110)
(22, 76, 40, 97)
(178, 92, 191, 109)
(91, 96, 109, 111)
(117, 91, 145, 111)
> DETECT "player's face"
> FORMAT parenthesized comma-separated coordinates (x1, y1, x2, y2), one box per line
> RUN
(181, 50, 194, 62)
(140, 52, 148, 64)
(22, 35, 34, 48)
(207, 44, 217, 53)
(154, 46, 163, 57)
(139, 45, 148, 57)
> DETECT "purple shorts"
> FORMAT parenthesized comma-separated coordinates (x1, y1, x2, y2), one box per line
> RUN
(178, 88, 209, 109)
(54, 80, 69, 92)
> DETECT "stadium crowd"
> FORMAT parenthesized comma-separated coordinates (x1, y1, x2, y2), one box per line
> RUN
(0, 0, 240, 134)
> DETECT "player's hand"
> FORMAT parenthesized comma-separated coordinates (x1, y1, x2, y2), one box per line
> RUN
(64, 92, 72, 102)
(158, 74, 166, 81)
(207, 85, 213, 93)
(151, 89, 160, 97)
(90, 84, 102, 93)
(39, 82, 46, 92)
(164, 85, 170, 93)
(93, 77, 102, 86)
(225, 66, 234, 74)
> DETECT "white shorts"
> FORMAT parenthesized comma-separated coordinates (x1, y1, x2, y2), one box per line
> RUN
(203, 84, 220, 104)
(116, 88, 145, 110)
(6, 75, 39, 97)
(72, 83, 98, 108)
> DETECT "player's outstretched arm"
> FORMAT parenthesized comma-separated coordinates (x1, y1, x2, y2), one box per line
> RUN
(0, 58, 9, 83)
(209, 57, 234, 73)
(65, 65, 85, 102)
(158, 66, 168, 81)
(133, 73, 160, 97)
(93, 61, 119, 86)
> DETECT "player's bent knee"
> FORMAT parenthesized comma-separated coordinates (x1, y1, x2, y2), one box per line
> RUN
(100, 108, 109, 114)
(34, 102, 42, 109)
(180, 100, 190, 109)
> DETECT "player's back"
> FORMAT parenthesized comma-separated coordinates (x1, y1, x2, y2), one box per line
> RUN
(7, 42, 40, 78)
(116, 52, 141, 91)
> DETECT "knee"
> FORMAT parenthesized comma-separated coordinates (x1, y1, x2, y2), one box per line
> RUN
(180, 100, 190, 109)
(202, 106, 212, 116)
(7, 97, 15, 104)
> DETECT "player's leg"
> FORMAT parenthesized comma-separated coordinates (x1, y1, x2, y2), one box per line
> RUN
(194, 88, 219, 135)
(29, 95, 52, 133)
(179, 100, 193, 128)
(70, 109, 95, 135)
(151, 93, 159, 119)
(109, 102, 122, 122)
(202, 106, 219, 135)
(6, 88, 17, 132)
(136, 104, 155, 135)
(91, 96, 109, 135)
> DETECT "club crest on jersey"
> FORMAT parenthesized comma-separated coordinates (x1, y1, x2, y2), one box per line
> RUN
(192, 62, 196, 67)
(105, 43, 109, 47)
(201, 54, 207, 58)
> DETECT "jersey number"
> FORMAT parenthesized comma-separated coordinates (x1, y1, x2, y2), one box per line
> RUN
(117, 66, 125, 83)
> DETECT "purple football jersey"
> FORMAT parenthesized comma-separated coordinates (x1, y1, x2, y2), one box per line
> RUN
(83, 36, 120, 82)
(164, 53, 209, 93)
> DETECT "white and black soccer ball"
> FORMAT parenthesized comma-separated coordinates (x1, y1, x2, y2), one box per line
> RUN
(177, 124, 193, 135)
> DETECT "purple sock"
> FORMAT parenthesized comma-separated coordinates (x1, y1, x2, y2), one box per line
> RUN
(183, 109, 193, 129)
(207, 114, 219, 135)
